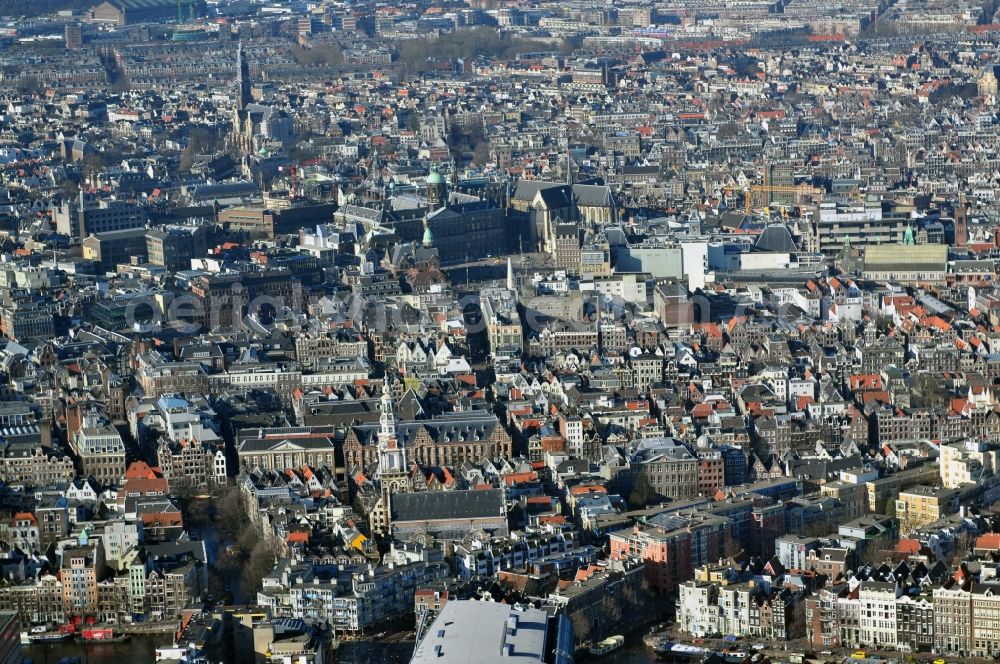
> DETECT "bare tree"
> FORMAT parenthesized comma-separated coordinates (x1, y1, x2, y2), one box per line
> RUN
(571, 610, 594, 644)
(856, 542, 893, 568)
(912, 373, 949, 410)
(628, 473, 657, 508)
(241, 538, 281, 596)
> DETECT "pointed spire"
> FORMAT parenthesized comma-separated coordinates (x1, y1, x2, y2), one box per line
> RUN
(378, 380, 397, 448)
(236, 40, 251, 112)
(565, 142, 574, 185)
(377, 379, 408, 478)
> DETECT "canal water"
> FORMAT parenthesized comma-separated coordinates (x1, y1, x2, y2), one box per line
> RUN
(22, 634, 164, 664)
(576, 641, 661, 663)
(22, 629, 665, 663)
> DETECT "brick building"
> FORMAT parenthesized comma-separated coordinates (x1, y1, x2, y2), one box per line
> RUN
(343, 413, 512, 470)
(609, 512, 730, 593)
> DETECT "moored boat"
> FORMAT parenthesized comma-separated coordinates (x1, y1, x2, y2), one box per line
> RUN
(588, 634, 625, 657)
(27, 623, 75, 643)
(28, 631, 73, 643)
(78, 627, 130, 643)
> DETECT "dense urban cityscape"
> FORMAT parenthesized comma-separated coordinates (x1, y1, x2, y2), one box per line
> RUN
(2, 0, 1000, 663)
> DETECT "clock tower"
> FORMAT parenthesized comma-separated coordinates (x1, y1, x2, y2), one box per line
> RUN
(374, 382, 410, 534)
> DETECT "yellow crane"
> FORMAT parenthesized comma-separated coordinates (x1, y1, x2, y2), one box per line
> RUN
(722, 184, 823, 214)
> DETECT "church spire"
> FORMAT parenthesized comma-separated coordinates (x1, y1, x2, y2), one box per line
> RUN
(378, 381, 397, 447)
(377, 381, 407, 476)
(236, 41, 251, 112)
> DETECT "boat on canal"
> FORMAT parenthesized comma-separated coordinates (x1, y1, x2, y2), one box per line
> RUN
(588, 635, 625, 657)
(77, 627, 131, 643)
(28, 630, 73, 643)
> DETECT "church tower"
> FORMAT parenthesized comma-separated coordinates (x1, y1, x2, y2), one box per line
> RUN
(422, 219, 434, 248)
(374, 381, 410, 534)
(231, 41, 254, 158)
(426, 168, 446, 211)
(236, 41, 251, 112)
(955, 193, 969, 247)
(377, 382, 407, 477)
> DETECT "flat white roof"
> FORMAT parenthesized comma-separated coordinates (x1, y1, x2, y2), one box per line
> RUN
(411, 601, 548, 664)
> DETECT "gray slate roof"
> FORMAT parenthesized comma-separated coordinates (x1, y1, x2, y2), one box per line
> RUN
(391, 488, 504, 523)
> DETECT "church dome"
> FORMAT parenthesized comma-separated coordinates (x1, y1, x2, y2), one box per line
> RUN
(427, 169, 444, 185)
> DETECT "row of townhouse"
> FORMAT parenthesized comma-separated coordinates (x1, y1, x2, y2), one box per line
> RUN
(0, 540, 205, 626)
(799, 577, 1000, 657)
(452, 532, 574, 578)
(677, 579, 806, 641)
(258, 559, 449, 633)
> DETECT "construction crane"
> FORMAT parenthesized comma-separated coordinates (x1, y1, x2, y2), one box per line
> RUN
(723, 184, 823, 214)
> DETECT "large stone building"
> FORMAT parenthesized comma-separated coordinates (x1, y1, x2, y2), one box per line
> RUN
(508, 181, 617, 252)
(609, 511, 731, 593)
(0, 297, 55, 344)
(236, 429, 337, 472)
(54, 192, 146, 240)
(343, 412, 512, 470)
(89, 0, 181, 25)
(145, 225, 211, 272)
(978, 64, 1000, 98)
(70, 420, 127, 486)
(338, 172, 509, 263)
(422, 197, 507, 263)
(862, 243, 948, 284)
(188, 269, 303, 330)
(624, 437, 699, 502)
(82, 228, 149, 273)
(895, 485, 961, 534)
(390, 488, 508, 539)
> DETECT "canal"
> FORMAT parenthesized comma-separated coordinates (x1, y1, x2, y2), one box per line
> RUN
(575, 640, 661, 663)
(22, 634, 165, 664)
